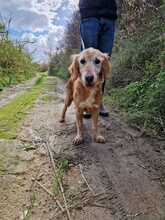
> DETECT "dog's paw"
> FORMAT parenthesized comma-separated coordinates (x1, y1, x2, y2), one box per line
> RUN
(95, 135, 105, 143)
(73, 135, 83, 145)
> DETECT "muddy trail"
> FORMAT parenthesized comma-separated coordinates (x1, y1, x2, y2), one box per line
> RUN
(0, 76, 39, 108)
(0, 76, 165, 220)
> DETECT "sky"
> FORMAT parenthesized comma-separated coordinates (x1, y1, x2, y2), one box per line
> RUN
(0, 0, 78, 62)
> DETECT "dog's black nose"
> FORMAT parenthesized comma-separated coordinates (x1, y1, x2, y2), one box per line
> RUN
(85, 75, 94, 84)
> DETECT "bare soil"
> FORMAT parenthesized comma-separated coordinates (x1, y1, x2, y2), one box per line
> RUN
(0, 76, 165, 220)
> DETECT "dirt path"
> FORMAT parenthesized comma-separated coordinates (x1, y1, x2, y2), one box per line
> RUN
(0, 77, 165, 220)
(0, 76, 39, 107)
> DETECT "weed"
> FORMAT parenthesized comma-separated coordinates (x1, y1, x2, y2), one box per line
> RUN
(52, 159, 69, 196)
(21, 192, 36, 220)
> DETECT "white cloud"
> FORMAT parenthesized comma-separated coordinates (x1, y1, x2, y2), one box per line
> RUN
(21, 32, 37, 41)
(12, 10, 48, 32)
(0, 0, 79, 62)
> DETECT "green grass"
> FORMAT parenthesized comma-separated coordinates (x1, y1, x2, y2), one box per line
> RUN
(42, 94, 57, 103)
(49, 66, 68, 80)
(0, 75, 47, 139)
(52, 159, 69, 196)
(105, 70, 165, 135)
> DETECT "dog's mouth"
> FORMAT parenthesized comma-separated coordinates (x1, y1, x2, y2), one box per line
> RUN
(85, 81, 95, 87)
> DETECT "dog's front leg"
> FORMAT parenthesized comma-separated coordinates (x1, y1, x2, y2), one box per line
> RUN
(73, 109, 83, 145)
(92, 110, 105, 143)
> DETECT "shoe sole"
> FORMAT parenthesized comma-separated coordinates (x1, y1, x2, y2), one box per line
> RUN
(99, 112, 109, 117)
(83, 113, 91, 119)
(83, 112, 109, 118)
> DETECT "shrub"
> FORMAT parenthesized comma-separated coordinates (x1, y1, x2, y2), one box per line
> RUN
(107, 4, 165, 135)
(39, 63, 49, 72)
(48, 49, 78, 80)
(0, 24, 37, 90)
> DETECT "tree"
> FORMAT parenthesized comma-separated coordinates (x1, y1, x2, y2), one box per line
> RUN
(64, 10, 80, 51)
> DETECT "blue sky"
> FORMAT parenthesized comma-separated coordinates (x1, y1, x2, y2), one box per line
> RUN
(0, 0, 78, 62)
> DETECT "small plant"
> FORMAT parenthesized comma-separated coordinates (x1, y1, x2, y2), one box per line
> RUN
(21, 192, 36, 220)
(52, 159, 69, 196)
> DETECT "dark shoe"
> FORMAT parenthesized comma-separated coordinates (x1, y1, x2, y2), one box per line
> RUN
(99, 104, 109, 117)
(83, 112, 91, 119)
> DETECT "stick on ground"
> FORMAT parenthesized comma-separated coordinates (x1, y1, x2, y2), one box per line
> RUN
(79, 163, 95, 195)
(45, 138, 72, 220)
(35, 180, 64, 212)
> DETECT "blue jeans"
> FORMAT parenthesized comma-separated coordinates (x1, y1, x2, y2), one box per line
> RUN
(80, 17, 115, 56)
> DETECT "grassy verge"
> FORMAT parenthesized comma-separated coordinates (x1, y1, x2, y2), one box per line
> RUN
(0, 75, 47, 139)
(105, 69, 165, 136)
(106, 7, 165, 137)
(0, 37, 39, 91)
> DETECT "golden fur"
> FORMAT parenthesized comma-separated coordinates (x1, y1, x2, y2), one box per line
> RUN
(60, 48, 111, 145)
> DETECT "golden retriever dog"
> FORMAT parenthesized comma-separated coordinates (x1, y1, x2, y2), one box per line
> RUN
(60, 48, 111, 145)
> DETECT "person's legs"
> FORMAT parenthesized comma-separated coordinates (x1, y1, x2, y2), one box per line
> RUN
(80, 17, 100, 50)
(99, 18, 115, 55)
(98, 18, 116, 117)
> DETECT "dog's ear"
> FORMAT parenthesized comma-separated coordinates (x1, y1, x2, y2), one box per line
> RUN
(100, 54, 112, 81)
(68, 54, 80, 81)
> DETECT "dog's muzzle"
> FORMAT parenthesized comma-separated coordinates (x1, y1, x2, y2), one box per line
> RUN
(85, 75, 94, 86)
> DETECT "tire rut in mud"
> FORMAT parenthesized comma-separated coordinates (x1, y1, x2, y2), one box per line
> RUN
(60, 113, 165, 220)
(41, 80, 165, 220)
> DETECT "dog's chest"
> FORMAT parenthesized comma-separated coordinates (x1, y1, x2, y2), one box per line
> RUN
(74, 84, 102, 110)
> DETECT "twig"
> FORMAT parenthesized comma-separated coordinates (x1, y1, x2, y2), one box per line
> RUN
(35, 180, 64, 212)
(45, 139, 72, 220)
(138, 164, 146, 169)
(127, 212, 144, 218)
(21, 164, 43, 219)
(90, 202, 110, 209)
(55, 191, 107, 218)
(79, 164, 95, 195)
(35, 180, 53, 196)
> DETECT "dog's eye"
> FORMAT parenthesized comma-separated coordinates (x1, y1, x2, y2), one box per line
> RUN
(94, 58, 101, 64)
(80, 59, 86, 65)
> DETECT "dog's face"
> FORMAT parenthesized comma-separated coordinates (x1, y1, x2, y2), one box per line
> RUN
(69, 48, 111, 87)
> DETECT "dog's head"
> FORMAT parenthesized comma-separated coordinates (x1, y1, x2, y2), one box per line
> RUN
(68, 48, 111, 87)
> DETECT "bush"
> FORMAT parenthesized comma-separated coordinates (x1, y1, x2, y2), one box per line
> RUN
(39, 63, 49, 72)
(111, 13, 164, 86)
(107, 5, 165, 135)
(48, 10, 80, 81)
(0, 35, 37, 90)
(109, 53, 165, 135)
(49, 49, 78, 80)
